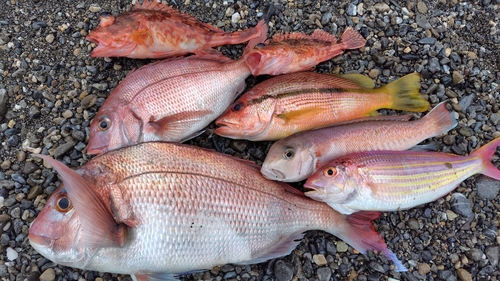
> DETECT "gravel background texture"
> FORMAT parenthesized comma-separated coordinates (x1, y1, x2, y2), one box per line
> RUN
(0, 0, 499, 281)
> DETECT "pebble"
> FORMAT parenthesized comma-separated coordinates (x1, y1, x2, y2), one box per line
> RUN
(475, 177, 500, 199)
(336, 241, 348, 252)
(450, 193, 472, 217)
(231, 12, 241, 23)
(273, 260, 293, 281)
(312, 254, 327, 266)
(89, 4, 101, 12)
(485, 246, 498, 267)
(417, 1, 428, 14)
(368, 69, 379, 78)
(45, 34, 54, 43)
(456, 268, 472, 281)
(6, 247, 18, 260)
(39, 268, 55, 281)
(418, 263, 431, 275)
(316, 267, 331, 281)
(452, 71, 464, 84)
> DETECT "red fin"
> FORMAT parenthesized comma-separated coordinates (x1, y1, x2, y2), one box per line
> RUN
(310, 29, 338, 42)
(420, 101, 458, 135)
(193, 49, 233, 62)
(471, 136, 500, 180)
(243, 20, 269, 55)
(340, 27, 366, 50)
(33, 154, 127, 248)
(132, 1, 224, 34)
(337, 211, 407, 272)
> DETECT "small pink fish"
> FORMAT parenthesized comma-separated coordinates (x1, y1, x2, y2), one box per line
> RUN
(86, 1, 266, 59)
(304, 137, 500, 215)
(29, 142, 406, 281)
(244, 27, 366, 76)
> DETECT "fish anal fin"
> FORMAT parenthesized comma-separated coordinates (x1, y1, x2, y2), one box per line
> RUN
(235, 232, 305, 265)
(132, 273, 180, 281)
(110, 185, 139, 228)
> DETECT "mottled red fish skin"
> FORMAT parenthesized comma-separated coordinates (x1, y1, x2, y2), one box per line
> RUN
(86, 2, 265, 59)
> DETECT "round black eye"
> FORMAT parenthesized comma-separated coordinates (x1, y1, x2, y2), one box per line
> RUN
(324, 167, 336, 177)
(283, 147, 294, 159)
(233, 103, 244, 112)
(56, 197, 72, 212)
(98, 117, 111, 131)
(256, 43, 265, 48)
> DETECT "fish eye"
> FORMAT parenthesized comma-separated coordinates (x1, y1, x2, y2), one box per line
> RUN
(283, 147, 294, 159)
(232, 102, 244, 112)
(256, 43, 265, 48)
(323, 167, 337, 177)
(100, 12, 112, 18)
(98, 117, 111, 131)
(56, 196, 72, 213)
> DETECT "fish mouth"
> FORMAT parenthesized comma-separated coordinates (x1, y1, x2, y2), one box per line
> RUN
(214, 119, 239, 136)
(86, 144, 108, 155)
(28, 232, 53, 248)
(260, 167, 285, 181)
(302, 182, 322, 194)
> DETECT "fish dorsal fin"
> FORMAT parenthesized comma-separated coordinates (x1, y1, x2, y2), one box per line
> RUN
(271, 29, 337, 43)
(132, 1, 224, 34)
(309, 29, 338, 42)
(331, 73, 376, 89)
(33, 154, 129, 248)
(193, 49, 233, 62)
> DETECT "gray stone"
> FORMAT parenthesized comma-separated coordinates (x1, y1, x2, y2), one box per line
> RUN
(418, 37, 436, 45)
(0, 89, 7, 120)
(316, 267, 331, 281)
(274, 260, 293, 281)
(458, 95, 474, 113)
(52, 140, 77, 159)
(416, 15, 432, 29)
(485, 246, 498, 267)
(346, 3, 357, 16)
(450, 193, 472, 217)
(476, 177, 500, 199)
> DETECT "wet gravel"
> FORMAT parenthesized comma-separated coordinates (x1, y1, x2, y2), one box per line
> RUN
(1, 0, 499, 280)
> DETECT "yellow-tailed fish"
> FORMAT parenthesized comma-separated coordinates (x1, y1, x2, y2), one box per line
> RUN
(304, 137, 500, 215)
(215, 72, 430, 141)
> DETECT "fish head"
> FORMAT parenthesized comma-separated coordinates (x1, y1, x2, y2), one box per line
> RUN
(29, 184, 93, 268)
(303, 161, 357, 204)
(87, 106, 141, 155)
(261, 138, 314, 182)
(86, 12, 138, 57)
(215, 96, 274, 140)
(244, 42, 293, 76)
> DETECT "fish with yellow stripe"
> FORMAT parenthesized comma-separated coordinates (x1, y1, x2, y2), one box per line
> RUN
(215, 72, 430, 141)
(304, 137, 500, 215)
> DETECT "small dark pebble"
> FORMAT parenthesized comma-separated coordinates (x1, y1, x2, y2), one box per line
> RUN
(31, 21, 47, 30)
(450, 193, 472, 217)
(418, 37, 436, 45)
(23, 161, 38, 174)
(485, 246, 499, 267)
(400, 53, 420, 60)
(273, 260, 293, 281)
(316, 267, 331, 281)
(441, 75, 453, 87)
(10, 174, 25, 184)
(368, 261, 385, 273)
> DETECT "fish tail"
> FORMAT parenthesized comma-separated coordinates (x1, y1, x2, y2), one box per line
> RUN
(212, 20, 268, 51)
(381, 72, 430, 112)
(335, 211, 407, 272)
(242, 20, 269, 55)
(471, 137, 500, 180)
(418, 101, 458, 136)
(340, 27, 366, 50)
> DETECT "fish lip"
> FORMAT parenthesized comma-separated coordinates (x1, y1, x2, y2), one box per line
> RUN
(261, 167, 285, 181)
(28, 232, 52, 248)
(303, 182, 321, 193)
(86, 145, 107, 155)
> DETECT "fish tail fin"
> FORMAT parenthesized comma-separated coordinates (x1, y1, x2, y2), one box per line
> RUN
(471, 137, 500, 180)
(242, 20, 269, 55)
(381, 72, 430, 112)
(340, 27, 366, 50)
(418, 101, 458, 136)
(334, 211, 408, 272)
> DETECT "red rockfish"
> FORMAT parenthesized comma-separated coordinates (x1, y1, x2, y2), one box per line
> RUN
(29, 142, 407, 281)
(304, 137, 500, 215)
(86, 1, 266, 59)
(261, 102, 457, 182)
(215, 72, 430, 141)
(244, 27, 366, 76)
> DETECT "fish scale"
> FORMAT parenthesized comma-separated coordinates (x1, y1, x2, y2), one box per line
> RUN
(30, 142, 408, 280)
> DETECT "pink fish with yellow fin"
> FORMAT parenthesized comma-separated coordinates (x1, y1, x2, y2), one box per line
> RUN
(215, 72, 430, 141)
(261, 101, 458, 182)
(304, 137, 500, 215)
(244, 27, 366, 76)
(29, 142, 407, 281)
(86, 1, 267, 59)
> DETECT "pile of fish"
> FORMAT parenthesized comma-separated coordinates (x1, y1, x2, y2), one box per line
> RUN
(28, 1, 500, 281)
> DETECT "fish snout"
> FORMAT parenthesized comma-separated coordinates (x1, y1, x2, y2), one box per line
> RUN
(261, 167, 285, 181)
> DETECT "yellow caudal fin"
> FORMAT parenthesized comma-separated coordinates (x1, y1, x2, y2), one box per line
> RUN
(380, 73, 430, 112)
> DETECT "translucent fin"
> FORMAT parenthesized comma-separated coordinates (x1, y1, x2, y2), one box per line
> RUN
(133, 273, 180, 281)
(151, 110, 213, 141)
(418, 101, 458, 136)
(381, 73, 430, 112)
(340, 27, 366, 50)
(471, 136, 500, 180)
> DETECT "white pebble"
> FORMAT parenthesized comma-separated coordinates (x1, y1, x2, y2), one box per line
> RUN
(231, 12, 241, 23)
(7, 247, 18, 261)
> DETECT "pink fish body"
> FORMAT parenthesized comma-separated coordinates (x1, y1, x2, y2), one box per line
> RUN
(304, 137, 500, 215)
(86, 1, 266, 59)
(29, 142, 406, 281)
(244, 27, 366, 76)
(86, 53, 251, 155)
(261, 102, 457, 182)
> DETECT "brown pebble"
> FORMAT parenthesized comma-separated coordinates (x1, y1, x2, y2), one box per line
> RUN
(27, 186, 43, 200)
(81, 94, 97, 109)
(0, 160, 11, 170)
(368, 69, 380, 78)
(16, 150, 26, 162)
(456, 268, 472, 281)
(0, 214, 11, 222)
(418, 263, 431, 275)
(452, 71, 464, 84)
(40, 268, 56, 281)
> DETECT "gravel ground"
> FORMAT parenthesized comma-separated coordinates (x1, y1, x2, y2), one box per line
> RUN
(1, 0, 500, 280)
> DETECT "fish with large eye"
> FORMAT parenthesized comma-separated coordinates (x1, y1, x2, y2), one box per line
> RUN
(323, 167, 337, 177)
(283, 147, 294, 160)
(98, 117, 111, 131)
(55, 196, 72, 212)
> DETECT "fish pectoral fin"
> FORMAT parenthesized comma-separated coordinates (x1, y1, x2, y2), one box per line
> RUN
(109, 185, 139, 228)
(132, 273, 181, 281)
(276, 107, 319, 123)
(150, 110, 213, 140)
(234, 232, 305, 265)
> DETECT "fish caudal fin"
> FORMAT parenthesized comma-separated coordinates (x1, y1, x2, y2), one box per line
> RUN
(243, 20, 269, 54)
(471, 137, 500, 180)
(340, 27, 366, 50)
(419, 101, 458, 136)
(211, 19, 268, 52)
(335, 211, 407, 272)
(382, 72, 430, 112)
